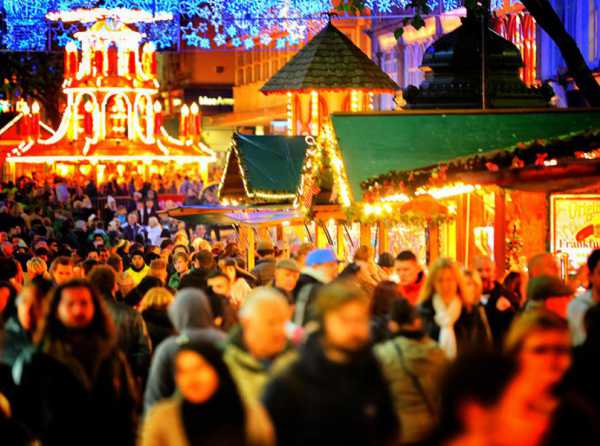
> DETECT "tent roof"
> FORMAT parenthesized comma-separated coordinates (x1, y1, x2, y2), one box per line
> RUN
(330, 109, 600, 200)
(261, 22, 398, 95)
(219, 133, 308, 202)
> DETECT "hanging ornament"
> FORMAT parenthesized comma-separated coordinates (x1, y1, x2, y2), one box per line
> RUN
(511, 156, 525, 169)
(485, 162, 499, 172)
(535, 153, 548, 166)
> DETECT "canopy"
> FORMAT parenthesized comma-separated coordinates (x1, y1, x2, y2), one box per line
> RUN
(163, 205, 304, 226)
(330, 109, 600, 199)
(219, 133, 309, 203)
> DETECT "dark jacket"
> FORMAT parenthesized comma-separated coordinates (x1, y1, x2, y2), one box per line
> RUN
(262, 333, 399, 446)
(104, 298, 152, 381)
(418, 299, 492, 356)
(1, 317, 32, 368)
(143, 289, 225, 413)
(291, 269, 326, 326)
(12, 345, 139, 446)
(141, 308, 174, 350)
(122, 224, 146, 242)
(481, 282, 518, 348)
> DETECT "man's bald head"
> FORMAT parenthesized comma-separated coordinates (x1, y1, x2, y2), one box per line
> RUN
(527, 253, 560, 279)
(239, 287, 290, 360)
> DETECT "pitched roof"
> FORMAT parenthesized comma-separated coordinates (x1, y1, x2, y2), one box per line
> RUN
(328, 109, 600, 200)
(261, 22, 398, 95)
(219, 133, 309, 203)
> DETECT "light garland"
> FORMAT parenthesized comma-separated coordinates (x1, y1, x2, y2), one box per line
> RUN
(415, 183, 481, 200)
(310, 90, 319, 136)
(286, 92, 294, 136)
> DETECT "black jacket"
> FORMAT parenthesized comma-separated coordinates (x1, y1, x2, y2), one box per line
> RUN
(141, 308, 174, 350)
(291, 272, 324, 326)
(12, 347, 139, 446)
(104, 298, 152, 380)
(418, 299, 492, 356)
(1, 317, 32, 368)
(481, 282, 518, 348)
(263, 333, 399, 446)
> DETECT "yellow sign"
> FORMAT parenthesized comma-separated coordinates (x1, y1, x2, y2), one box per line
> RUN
(550, 194, 600, 268)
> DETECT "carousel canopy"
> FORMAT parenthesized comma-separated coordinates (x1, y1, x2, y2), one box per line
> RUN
(219, 133, 309, 203)
(261, 22, 398, 95)
(330, 109, 600, 199)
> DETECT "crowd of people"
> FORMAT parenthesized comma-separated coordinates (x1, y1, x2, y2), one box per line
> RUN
(1, 175, 600, 446)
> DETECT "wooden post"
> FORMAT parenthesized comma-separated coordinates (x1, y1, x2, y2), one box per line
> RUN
(315, 221, 328, 248)
(336, 222, 345, 260)
(428, 222, 440, 264)
(242, 225, 255, 271)
(377, 221, 389, 254)
(494, 188, 506, 279)
(359, 223, 371, 249)
(276, 224, 284, 242)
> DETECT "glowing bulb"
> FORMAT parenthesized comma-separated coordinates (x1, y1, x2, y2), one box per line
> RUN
(22, 103, 30, 115)
(84, 101, 93, 113)
(190, 103, 199, 114)
(153, 101, 162, 113)
(31, 101, 40, 114)
(181, 105, 189, 116)
(66, 41, 77, 53)
(143, 42, 156, 52)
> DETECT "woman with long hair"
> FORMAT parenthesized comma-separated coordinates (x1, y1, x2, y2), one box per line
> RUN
(140, 340, 274, 446)
(417, 258, 491, 359)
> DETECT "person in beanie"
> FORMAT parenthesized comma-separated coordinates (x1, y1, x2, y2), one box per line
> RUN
(12, 280, 139, 446)
(252, 240, 277, 286)
(292, 248, 339, 326)
(263, 282, 399, 446)
(375, 299, 447, 445)
(125, 249, 149, 287)
(273, 259, 301, 303)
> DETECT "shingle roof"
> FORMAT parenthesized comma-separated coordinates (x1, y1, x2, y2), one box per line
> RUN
(261, 22, 399, 95)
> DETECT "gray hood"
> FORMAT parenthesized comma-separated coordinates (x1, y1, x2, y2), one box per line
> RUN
(168, 288, 214, 332)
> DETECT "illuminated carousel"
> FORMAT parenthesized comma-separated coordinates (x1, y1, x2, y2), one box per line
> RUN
(0, 15, 215, 183)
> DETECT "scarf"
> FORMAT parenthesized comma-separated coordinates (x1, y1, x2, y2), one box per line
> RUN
(432, 294, 462, 359)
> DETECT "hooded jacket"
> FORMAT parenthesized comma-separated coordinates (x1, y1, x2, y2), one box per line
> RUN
(374, 331, 447, 444)
(263, 333, 399, 446)
(143, 289, 225, 413)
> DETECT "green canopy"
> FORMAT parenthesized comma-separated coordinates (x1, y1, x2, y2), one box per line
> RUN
(331, 109, 600, 200)
(219, 133, 308, 203)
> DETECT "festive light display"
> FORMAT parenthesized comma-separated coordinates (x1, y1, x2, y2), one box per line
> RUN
(0, 17, 215, 180)
(1, 0, 485, 51)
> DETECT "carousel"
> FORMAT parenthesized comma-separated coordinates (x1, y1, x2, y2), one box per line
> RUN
(0, 17, 215, 183)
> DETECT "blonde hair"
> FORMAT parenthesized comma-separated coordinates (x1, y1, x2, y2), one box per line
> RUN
(138, 287, 174, 312)
(504, 310, 568, 356)
(27, 257, 48, 278)
(419, 257, 467, 304)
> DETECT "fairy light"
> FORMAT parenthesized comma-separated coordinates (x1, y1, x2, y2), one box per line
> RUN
(286, 92, 294, 136)
(381, 193, 410, 203)
(310, 90, 319, 136)
(415, 183, 481, 200)
(350, 90, 360, 112)
(368, 92, 374, 111)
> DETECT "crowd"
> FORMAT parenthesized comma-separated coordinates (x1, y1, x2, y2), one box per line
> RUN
(1, 175, 600, 446)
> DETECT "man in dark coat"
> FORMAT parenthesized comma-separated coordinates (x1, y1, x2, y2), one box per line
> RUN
(87, 265, 152, 382)
(474, 256, 518, 347)
(12, 279, 139, 446)
(263, 282, 399, 446)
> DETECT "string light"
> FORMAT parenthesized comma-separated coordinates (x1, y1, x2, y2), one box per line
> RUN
(350, 90, 360, 112)
(310, 90, 319, 136)
(286, 92, 294, 136)
(415, 183, 481, 200)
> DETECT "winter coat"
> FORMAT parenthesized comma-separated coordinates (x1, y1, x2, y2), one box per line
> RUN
(0, 317, 32, 368)
(481, 282, 518, 348)
(291, 268, 327, 326)
(224, 327, 296, 404)
(262, 333, 399, 446)
(104, 298, 152, 380)
(143, 289, 225, 413)
(374, 331, 447, 445)
(417, 299, 492, 356)
(139, 397, 274, 446)
(12, 344, 139, 446)
(125, 265, 150, 287)
(141, 308, 174, 350)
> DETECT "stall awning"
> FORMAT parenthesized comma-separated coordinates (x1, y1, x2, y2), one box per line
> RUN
(331, 109, 600, 199)
(219, 133, 309, 203)
(163, 205, 304, 226)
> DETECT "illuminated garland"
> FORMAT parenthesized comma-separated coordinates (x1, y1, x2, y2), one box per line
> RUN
(362, 129, 600, 203)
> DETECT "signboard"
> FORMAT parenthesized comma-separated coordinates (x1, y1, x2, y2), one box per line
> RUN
(550, 194, 600, 270)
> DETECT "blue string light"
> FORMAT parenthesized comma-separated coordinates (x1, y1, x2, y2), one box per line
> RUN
(0, 0, 507, 51)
